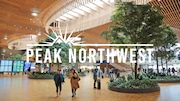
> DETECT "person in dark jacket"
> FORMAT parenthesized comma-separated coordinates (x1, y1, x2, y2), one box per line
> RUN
(54, 69, 64, 97)
(93, 69, 98, 88)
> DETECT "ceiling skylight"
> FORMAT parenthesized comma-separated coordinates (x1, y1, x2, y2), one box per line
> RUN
(68, 11, 79, 17)
(85, 3, 98, 11)
(73, 8, 86, 15)
(55, 0, 115, 22)
(79, 6, 91, 13)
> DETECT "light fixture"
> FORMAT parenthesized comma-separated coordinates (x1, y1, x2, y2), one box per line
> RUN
(37, 30, 41, 36)
(3, 49, 5, 53)
(31, 12, 38, 16)
(4, 35, 7, 40)
(30, 8, 39, 16)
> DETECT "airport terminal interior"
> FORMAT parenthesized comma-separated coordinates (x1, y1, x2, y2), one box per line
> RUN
(0, 0, 180, 101)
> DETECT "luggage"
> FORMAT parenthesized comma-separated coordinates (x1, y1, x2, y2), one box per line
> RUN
(97, 79, 101, 89)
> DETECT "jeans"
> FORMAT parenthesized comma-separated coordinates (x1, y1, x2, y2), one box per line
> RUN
(55, 83, 62, 92)
(94, 79, 97, 87)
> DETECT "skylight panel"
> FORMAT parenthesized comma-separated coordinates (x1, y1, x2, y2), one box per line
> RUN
(63, 13, 74, 19)
(59, 16, 69, 21)
(73, 8, 85, 15)
(55, 18, 61, 21)
(68, 11, 80, 17)
(79, 5, 91, 13)
(93, 0, 104, 8)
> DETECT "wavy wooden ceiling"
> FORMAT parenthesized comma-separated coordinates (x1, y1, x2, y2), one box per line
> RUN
(149, 0, 180, 29)
(0, 0, 179, 49)
(0, 0, 60, 48)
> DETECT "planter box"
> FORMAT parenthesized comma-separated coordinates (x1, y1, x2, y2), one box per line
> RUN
(28, 77, 53, 79)
(152, 79, 180, 83)
(108, 86, 160, 93)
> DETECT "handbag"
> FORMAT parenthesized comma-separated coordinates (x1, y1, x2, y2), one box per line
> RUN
(73, 76, 77, 79)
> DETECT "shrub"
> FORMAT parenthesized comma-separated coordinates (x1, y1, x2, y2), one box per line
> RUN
(141, 73, 180, 80)
(109, 74, 159, 89)
(119, 79, 159, 89)
(155, 75, 180, 80)
(28, 72, 56, 79)
(108, 78, 126, 87)
(109, 78, 159, 89)
(127, 74, 134, 81)
(78, 72, 86, 76)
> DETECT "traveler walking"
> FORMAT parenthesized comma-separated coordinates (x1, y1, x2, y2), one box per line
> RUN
(68, 69, 80, 97)
(53, 69, 64, 97)
(93, 69, 98, 88)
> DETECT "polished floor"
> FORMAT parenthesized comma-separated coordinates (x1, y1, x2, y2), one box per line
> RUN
(0, 73, 180, 101)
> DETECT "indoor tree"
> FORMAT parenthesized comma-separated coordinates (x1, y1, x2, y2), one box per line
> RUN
(101, 1, 163, 79)
(35, 32, 71, 69)
(153, 25, 177, 74)
(8, 54, 23, 60)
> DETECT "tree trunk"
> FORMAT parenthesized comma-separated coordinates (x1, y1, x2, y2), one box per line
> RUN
(155, 54, 159, 74)
(161, 57, 163, 73)
(165, 58, 168, 75)
(135, 46, 138, 79)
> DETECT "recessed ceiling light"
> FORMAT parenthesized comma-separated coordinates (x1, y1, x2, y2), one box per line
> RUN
(37, 32, 41, 36)
(30, 8, 39, 16)
(4, 37, 7, 40)
(31, 12, 38, 16)
(37, 30, 41, 36)
(4, 35, 7, 40)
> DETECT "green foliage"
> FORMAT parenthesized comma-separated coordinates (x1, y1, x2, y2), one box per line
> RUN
(153, 75, 180, 80)
(109, 73, 180, 89)
(45, 32, 56, 42)
(108, 78, 126, 87)
(28, 72, 56, 79)
(109, 77, 158, 89)
(78, 72, 86, 76)
(8, 54, 23, 60)
(143, 73, 156, 79)
(101, 1, 164, 79)
(127, 74, 134, 81)
(101, 2, 163, 45)
(119, 79, 159, 89)
(49, 42, 71, 66)
(34, 32, 71, 66)
(152, 25, 177, 73)
(136, 73, 180, 80)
